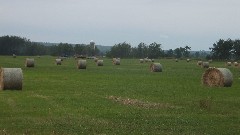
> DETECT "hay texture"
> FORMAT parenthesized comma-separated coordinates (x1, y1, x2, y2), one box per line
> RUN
(94, 57, 99, 62)
(234, 62, 238, 66)
(226, 62, 232, 66)
(202, 68, 233, 87)
(55, 59, 62, 65)
(77, 60, 87, 69)
(202, 62, 209, 68)
(0, 68, 23, 90)
(150, 63, 162, 72)
(139, 59, 144, 63)
(25, 58, 35, 67)
(113, 58, 120, 65)
(97, 60, 103, 66)
(197, 61, 203, 66)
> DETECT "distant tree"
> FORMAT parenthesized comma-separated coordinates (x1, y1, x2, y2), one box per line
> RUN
(183, 45, 191, 57)
(148, 42, 163, 58)
(137, 42, 148, 58)
(165, 49, 174, 57)
(233, 39, 240, 60)
(107, 42, 131, 58)
(210, 39, 233, 60)
(174, 48, 182, 58)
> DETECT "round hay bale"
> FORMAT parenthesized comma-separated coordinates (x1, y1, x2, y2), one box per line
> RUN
(13, 54, 16, 58)
(208, 59, 213, 63)
(55, 59, 62, 65)
(114, 59, 120, 65)
(112, 58, 116, 63)
(197, 61, 203, 66)
(150, 63, 162, 72)
(139, 59, 144, 63)
(202, 67, 233, 87)
(202, 62, 209, 68)
(77, 60, 87, 69)
(226, 62, 232, 66)
(25, 58, 35, 67)
(0, 68, 23, 90)
(175, 59, 178, 62)
(187, 59, 190, 62)
(234, 62, 238, 66)
(151, 59, 154, 62)
(94, 57, 99, 62)
(97, 60, 103, 66)
(148, 59, 152, 62)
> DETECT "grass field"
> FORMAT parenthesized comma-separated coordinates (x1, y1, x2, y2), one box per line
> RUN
(0, 56, 240, 135)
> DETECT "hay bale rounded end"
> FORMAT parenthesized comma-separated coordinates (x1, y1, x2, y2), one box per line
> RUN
(55, 59, 62, 65)
(77, 60, 87, 69)
(202, 62, 209, 68)
(0, 68, 23, 90)
(202, 67, 233, 87)
(25, 58, 35, 67)
(150, 63, 162, 72)
(97, 60, 103, 66)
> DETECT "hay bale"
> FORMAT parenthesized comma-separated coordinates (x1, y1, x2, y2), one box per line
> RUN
(187, 59, 190, 62)
(202, 62, 209, 68)
(197, 61, 203, 66)
(55, 59, 62, 65)
(208, 59, 213, 63)
(175, 59, 178, 62)
(139, 59, 144, 63)
(151, 59, 154, 62)
(13, 54, 16, 58)
(94, 57, 99, 62)
(97, 60, 103, 66)
(77, 60, 87, 69)
(114, 59, 120, 65)
(147, 59, 152, 62)
(112, 58, 116, 63)
(226, 62, 232, 66)
(202, 67, 233, 87)
(25, 58, 35, 67)
(234, 62, 238, 66)
(0, 68, 23, 90)
(150, 63, 162, 72)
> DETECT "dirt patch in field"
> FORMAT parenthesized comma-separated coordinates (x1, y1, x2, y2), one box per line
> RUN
(108, 96, 180, 109)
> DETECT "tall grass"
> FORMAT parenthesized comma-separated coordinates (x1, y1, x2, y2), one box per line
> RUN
(0, 56, 239, 134)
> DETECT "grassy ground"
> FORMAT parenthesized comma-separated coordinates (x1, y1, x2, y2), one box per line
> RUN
(0, 56, 239, 135)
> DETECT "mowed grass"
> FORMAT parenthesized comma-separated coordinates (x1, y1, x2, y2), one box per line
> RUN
(0, 56, 240, 135)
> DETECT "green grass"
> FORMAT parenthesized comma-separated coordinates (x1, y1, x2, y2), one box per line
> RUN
(0, 56, 240, 134)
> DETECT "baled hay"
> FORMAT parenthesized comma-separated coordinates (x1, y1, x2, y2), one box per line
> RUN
(13, 54, 16, 58)
(175, 59, 178, 62)
(226, 62, 232, 66)
(77, 60, 87, 69)
(234, 62, 238, 66)
(0, 68, 23, 90)
(197, 61, 203, 66)
(151, 59, 154, 62)
(25, 58, 35, 67)
(139, 59, 144, 63)
(114, 59, 120, 65)
(202, 67, 233, 87)
(55, 59, 62, 65)
(112, 58, 116, 63)
(150, 63, 162, 72)
(208, 59, 213, 63)
(94, 57, 99, 62)
(147, 59, 152, 62)
(97, 60, 103, 66)
(202, 62, 209, 68)
(144, 58, 148, 63)
(187, 59, 190, 62)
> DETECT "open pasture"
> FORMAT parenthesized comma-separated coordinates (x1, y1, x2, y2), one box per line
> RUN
(0, 56, 240, 134)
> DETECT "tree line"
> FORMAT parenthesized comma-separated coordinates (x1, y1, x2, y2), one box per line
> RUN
(0, 35, 100, 56)
(1, 35, 240, 60)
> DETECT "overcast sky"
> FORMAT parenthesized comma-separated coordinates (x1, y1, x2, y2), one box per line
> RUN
(1, 0, 240, 50)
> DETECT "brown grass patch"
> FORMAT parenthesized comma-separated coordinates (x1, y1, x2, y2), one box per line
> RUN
(108, 96, 180, 109)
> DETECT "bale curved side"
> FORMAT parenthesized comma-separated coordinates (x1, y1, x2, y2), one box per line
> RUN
(25, 58, 35, 67)
(150, 63, 162, 72)
(0, 68, 23, 90)
(197, 61, 203, 66)
(114, 59, 120, 65)
(55, 59, 62, 65)
(202, 68, 233, 87)
(139, 59, 144, 63)
(77, 60, 87, 69)
(97, 60, 103, 66)
(202, 62, 209, 68)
